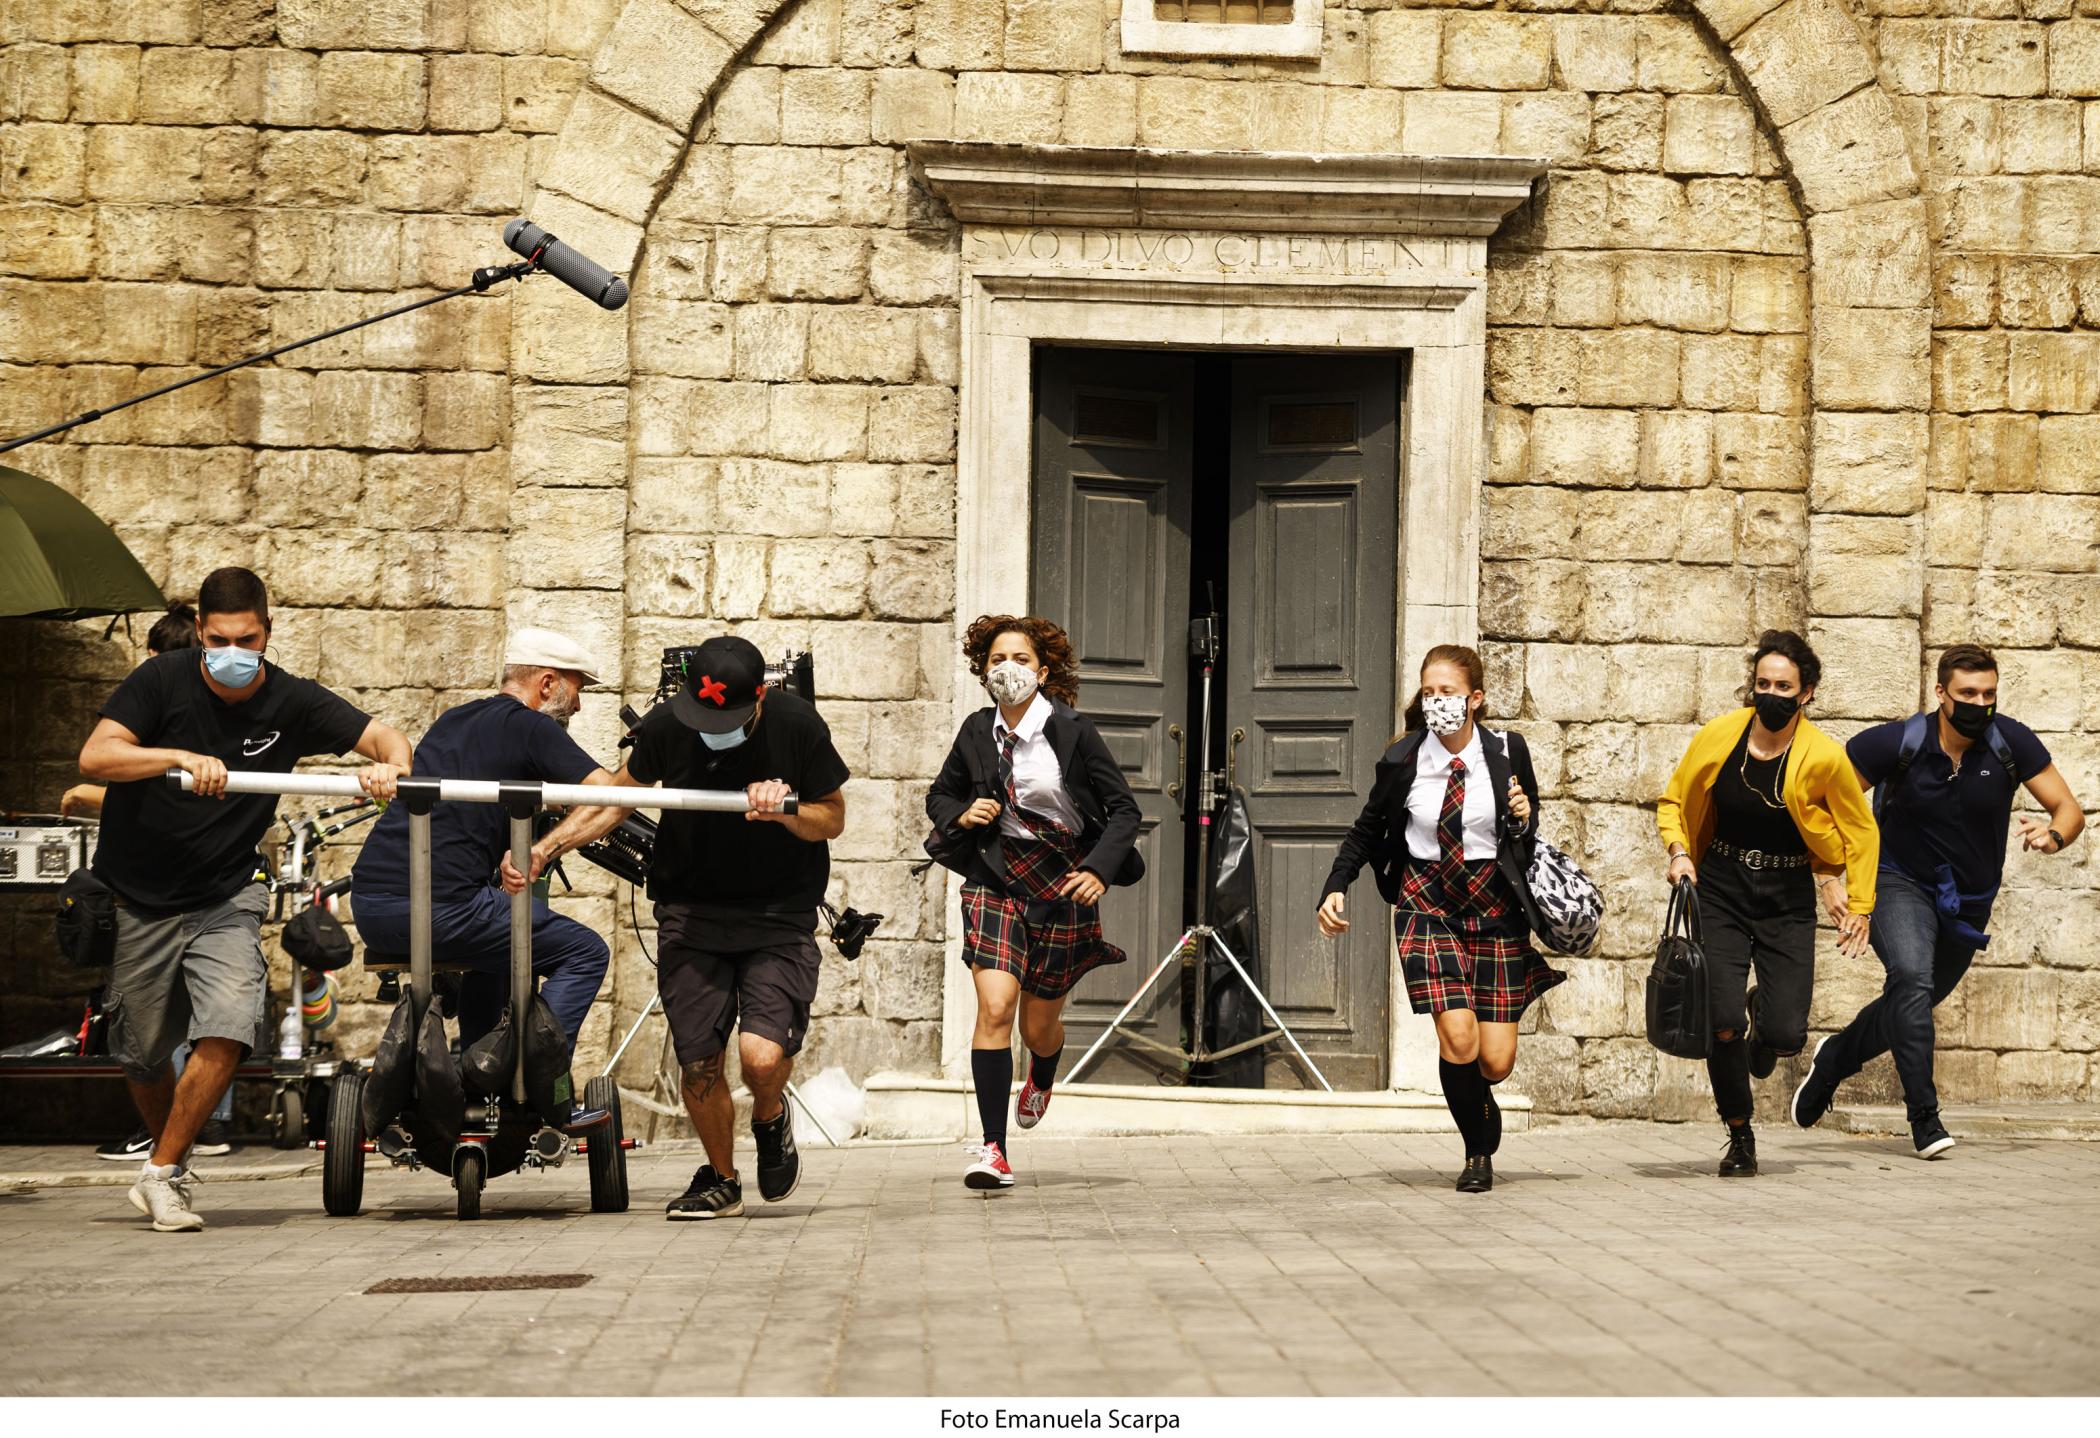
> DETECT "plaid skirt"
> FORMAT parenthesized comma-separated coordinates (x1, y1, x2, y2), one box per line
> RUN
(1395, 858, 1564, 1022)
(961, 836, 1125, 1000)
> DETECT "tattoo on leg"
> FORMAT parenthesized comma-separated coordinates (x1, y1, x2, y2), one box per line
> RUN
(681, 1056, 724, 1103)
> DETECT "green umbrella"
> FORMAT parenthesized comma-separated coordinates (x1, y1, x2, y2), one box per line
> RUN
(0, 465, 165, 619)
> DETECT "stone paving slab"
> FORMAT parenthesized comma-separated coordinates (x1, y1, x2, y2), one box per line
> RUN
(4, 1124, 2099, 1397)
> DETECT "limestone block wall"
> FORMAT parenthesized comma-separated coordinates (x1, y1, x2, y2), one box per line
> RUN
(0, 0, 2094, 1125)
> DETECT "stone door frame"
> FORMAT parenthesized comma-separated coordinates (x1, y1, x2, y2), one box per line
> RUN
(913, 145, 1546, 1091)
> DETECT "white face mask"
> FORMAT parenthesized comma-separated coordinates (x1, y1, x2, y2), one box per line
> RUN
(985, 660, 1041, 708)
(1422, 693, 1471, 736)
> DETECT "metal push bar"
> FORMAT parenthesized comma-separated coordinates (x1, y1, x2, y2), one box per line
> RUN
(167, 768, 797, 1107)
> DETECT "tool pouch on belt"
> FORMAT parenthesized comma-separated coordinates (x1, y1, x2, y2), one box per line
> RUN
(362, 992, 417, 1135)
(53, 869, 118, 978)
(460, 1008, 518, 1101)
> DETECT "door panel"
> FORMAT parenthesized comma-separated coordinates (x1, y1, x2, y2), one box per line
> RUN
(1228, 354, 1400, 1089)
(1033, 348, 1195, 1078)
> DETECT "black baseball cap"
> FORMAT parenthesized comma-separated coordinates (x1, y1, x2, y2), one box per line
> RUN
(669, 635, 766, 734)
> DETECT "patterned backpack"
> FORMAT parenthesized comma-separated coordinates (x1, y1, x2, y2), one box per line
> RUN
(1525, 833, 1603, 956)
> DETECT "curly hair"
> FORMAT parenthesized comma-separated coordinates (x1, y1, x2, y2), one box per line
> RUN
(962, 614, 1079, 706)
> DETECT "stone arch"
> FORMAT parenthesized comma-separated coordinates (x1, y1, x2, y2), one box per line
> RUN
(515, 0, 1937, 718)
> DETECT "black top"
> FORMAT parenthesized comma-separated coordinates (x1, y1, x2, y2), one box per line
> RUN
(352, 695, 600, 901)
(924, 700, 1145, 893)
(1323, 726, 1544, 942)
(1711, 721, 1807, 855)
(92, 650, 371, 911)
(625, 689, 851, 929)
(1849, 713, 2051, 896)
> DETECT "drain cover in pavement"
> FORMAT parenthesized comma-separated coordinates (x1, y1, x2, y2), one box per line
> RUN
(365, 1274, 592, 1294)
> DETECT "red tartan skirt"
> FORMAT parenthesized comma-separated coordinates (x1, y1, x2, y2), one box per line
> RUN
(1395, 858, 1564, 1022)
(961, 836, 1126, 1000)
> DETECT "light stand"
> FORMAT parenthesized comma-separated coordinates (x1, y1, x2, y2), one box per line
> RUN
(1065, 601, 1332, 1091)
(0, 260, 539, 454)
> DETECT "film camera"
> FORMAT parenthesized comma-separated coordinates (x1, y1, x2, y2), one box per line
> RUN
(574, 645, 883, 959)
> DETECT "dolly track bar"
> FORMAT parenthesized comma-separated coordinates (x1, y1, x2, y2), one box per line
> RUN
(164, 768, 796, 814)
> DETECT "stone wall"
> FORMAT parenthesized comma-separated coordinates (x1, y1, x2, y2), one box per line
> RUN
(1, 0, 2095, 1129)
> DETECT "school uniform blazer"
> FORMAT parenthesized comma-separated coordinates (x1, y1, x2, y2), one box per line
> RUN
(1321, 726, 1547, 943)
(924, 698, 1146, 892)
(1656, 707, 1879, 914)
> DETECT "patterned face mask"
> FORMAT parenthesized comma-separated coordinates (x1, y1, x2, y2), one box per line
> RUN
(985, 660, 1040, 707)
(1422, 693, 1470, 736)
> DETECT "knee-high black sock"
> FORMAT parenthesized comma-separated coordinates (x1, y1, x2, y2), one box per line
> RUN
(1439, 1058, 1488, 1157)
(972, 1048, 1012, 1148)
(1708, 1036, 1753, 1124)
(1028, 1045, 1062, 1090)
(1480, 1068, 1504, 1156)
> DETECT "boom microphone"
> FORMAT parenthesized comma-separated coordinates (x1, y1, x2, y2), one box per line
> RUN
(503, 218, 629, 310)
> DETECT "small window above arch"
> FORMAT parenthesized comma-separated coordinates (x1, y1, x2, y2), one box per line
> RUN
(1120, 0, 1323, 61)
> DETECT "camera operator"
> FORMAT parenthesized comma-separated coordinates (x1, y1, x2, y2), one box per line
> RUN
(76, 567, 410, 1232)
(350, 627, 623, 1136)
(505, 636, 847, 1221)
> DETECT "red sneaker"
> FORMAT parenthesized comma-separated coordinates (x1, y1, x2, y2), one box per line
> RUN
(1015, 1078, 1052, 1130)
(963, 1141, 1014, 1190)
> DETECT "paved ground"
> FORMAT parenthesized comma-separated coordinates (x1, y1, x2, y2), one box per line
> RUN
(4, 1122, 2098, 1396)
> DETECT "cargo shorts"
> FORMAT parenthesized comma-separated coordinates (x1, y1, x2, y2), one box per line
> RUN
(104, 883, 270, 1081)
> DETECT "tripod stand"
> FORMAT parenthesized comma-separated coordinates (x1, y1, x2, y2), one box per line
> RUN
(1066, 605, 1332, 1091)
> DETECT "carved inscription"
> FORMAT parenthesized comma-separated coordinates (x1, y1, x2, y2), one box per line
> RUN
(964, 228, 1470, 275)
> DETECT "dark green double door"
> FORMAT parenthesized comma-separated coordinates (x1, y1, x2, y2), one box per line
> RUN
(1031, 347, 1400, 1090)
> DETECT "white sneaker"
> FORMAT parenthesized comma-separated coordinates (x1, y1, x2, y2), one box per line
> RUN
(128, 1163, 205, 1232)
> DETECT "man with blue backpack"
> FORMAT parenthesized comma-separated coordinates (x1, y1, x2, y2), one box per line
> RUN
(1792, 644, 2084, 1159)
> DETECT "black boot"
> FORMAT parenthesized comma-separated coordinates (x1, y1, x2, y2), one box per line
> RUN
(1456, 1155, 1494, 1193)
(1718, 1121, 1758, 1177)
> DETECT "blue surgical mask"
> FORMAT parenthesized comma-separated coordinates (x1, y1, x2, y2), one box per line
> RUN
(699, 723, 749, 752)
(203, 645, 263, 688)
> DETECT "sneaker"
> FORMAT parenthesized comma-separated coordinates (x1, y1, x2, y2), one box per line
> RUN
(1456, 1154, 1494, 1193)
(558, 1104, 611, 1136)
(191, 1119, 234, 1157)
(665, 1164, 743, 1220)
(752, 1107, 800, 1202)
(1718, 1122, 1758, 1178)
(128, 1163, 204, 1232)
(1912, 1115, 1956, 1160)
(1791, 1034, 1839, 1129)
(963, 1141, 1014, 1191)
(1015, 1078, 1052, 1130)
(1746, 986, 1778, 1080)
(96, 1128, 153, 1162)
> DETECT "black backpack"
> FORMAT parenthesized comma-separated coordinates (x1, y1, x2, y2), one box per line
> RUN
(1645, 878, 1711, 1060)
(1874, 711, 2019, 820)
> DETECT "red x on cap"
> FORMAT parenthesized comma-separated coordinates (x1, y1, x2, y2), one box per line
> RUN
(669, 635, 765, 733)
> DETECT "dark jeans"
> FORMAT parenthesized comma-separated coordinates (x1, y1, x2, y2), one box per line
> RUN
(1819, 869, 1976, 1123)
(354, 887, 609, 1046)
(1699, 854, 1815, 1120)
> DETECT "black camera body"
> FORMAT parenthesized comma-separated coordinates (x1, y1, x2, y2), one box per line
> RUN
(579, 645, 880, 958)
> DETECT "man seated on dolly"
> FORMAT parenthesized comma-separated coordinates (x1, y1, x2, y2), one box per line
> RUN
(77, 567, 411, 1232)
(351, 626, 624, 1138)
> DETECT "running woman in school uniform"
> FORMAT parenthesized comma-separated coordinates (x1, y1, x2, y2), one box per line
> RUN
(1793, 643, 2084, 1159)
(1657, 629, 1878, 1178)
(1317, 645, 1562, 1194)
(926, 615, 1143, 1191)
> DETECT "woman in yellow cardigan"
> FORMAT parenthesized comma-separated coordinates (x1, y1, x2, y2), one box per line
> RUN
(1657, 629, 1878, 1178)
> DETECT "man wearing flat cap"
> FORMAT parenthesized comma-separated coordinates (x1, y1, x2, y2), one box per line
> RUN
(508, 635, 849, 1220)
(352, 626, 622, 1132)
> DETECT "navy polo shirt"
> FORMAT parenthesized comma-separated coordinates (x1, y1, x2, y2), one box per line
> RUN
(1847, 713, 2051, 897)
(353, 695, 600, 901)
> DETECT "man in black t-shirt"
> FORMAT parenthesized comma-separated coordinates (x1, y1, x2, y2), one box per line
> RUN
(1793, 644, 2085, 1160)
(508, 636, 849, 1220)
(78, 567, 411, 1231)
(351, 626, 621, 1135)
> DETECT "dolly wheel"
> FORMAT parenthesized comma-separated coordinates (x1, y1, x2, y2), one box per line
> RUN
(585, 1076, 628, 1214)
(322, 1071, 367, 1217)
(455, 1145, 484, 1221)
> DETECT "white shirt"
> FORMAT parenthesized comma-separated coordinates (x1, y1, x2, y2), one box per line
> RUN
(994, 691, 1082, 840)
(1405, 728, 1499, 862)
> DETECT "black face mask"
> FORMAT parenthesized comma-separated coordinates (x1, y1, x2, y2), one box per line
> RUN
(1946, 698, 1995, 740)
(1752, 691, 1798, 732)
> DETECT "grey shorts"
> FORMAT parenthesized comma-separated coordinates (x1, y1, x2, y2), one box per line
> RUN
(105, 883, 269, 1081)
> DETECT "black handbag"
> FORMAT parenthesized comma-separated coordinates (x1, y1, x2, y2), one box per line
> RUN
(282, 903, 355, 971)
(1644, 877, 1712, 1060)
(53, 869, 118, 977)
